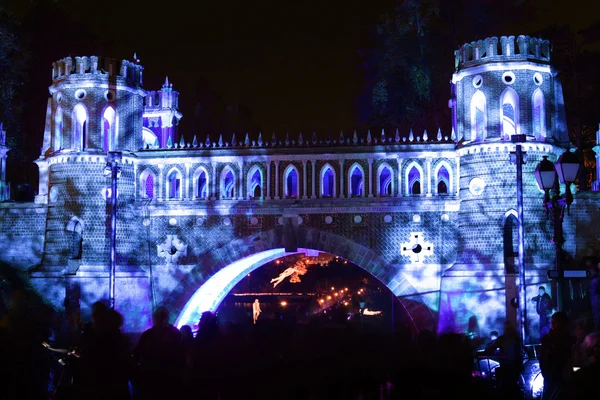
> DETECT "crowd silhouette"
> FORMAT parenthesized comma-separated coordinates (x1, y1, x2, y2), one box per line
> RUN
(1, 289, 600, 400)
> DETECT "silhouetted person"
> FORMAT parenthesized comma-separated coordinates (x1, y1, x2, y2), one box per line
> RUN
(495, 321, 523, 399)
(532, 286, 553, 338)
(572, 321, 593, 368)
(484, 330, 499, 355)
(74, 302, 131, 400)
(568, 332, 600, 399)
(540, 311, 574, 400)
(179, 324, 194, 352)
(190, 312, 222, 399)
(132, 306, 183, 400)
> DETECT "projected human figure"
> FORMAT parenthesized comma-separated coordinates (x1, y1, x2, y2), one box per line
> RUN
(363, 308, 382, 316)
(270, 265, 307, 288)
(532, 286, 553, 337)
(252, 299, 261, 324)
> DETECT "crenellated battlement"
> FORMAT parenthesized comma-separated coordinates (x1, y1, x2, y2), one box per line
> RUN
(51, 56, 144, 86)
(144, 78, 179, 109)
(455, 35, 551, 70)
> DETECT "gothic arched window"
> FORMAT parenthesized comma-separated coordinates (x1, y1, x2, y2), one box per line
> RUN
(348, 163, 364, 197)
(407, 164, 422, 195)
(167, 169, 182, 200)
(378, 164, 393, 196)
(500, 88, 520, 139)
(72, 104, 88, 151)
(436, 165, 450, 195)
(194, 167, 209, 199)
(247, 166, 262, 199)
(284, 165, 299, 198)
(532, 89, 546, 139)
(320, 164, 336, 197)
(140, 170, 155, 199)
(54, 106, 63, 151)
(103, 107, 116, 151)
(470, 90, 487, 141)
(221, 167, 236, 199)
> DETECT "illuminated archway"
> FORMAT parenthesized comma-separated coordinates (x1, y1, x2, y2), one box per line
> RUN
(168, 228, 437, 332)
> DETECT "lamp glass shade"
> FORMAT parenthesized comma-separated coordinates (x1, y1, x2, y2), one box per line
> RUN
(555, 151, 580, 184)
(534, 156, 556, 190)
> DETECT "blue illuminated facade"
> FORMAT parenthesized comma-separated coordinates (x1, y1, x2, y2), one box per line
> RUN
(1, 35, 599, 341)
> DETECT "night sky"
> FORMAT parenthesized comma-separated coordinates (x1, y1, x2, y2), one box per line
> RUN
(3, 0, 600, 162)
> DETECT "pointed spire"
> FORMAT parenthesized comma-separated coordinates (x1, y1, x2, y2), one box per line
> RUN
(298, 132, 304, 145)
(258, 132, 263, 146)
(231, 133, 237, 146)
(409, 129, 414, 142)
(218, 134, 223, 147)
(367, 130, 372, 144)
(153, 137, 159, 149)
(163, 76, 169, 88)
(381, 128, 385, 140)
(179, 135, 185, 148)
(312, 132, 317, 144)
(167, 135, 173, 148)
(285, 132, 290, 146)
(451, 127, 456, 141)
(395, 128, 400, 143)
(340, 130, 345, 143)
(271, 132, 277, 145)
(244, 132, 250, 146)
(205, 134, 211, 147)
(353, 130, 358, 144)
(192, 135, 198, 148)
(402, 136, 407, 142)
(423, 130, 428, 141)
(437, 128, 442, 141)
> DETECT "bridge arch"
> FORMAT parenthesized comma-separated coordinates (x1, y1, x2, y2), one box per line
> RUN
(164, 228, 437, 333)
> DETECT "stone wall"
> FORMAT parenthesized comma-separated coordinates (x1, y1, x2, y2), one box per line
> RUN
(0, 202, 47, 268)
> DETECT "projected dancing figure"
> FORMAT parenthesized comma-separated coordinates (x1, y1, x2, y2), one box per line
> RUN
(252, 299, 261, 324)
(270, 265, 307, 288)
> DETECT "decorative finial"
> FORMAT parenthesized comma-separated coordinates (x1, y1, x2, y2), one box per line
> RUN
(451, 127, 456, 141)
(133, 52, 140, 63)
(409, 129, 414, 142)
(285, 132, 290, 146)
(179, 135, 185, 148)
(205, 134, 211, 147)
(367, 130, 372, 144)
(340, 130, 345, 143)
(231, 133, 237, 146)
(258, 132, 263, 146)
(167, 136, 173, 149)
(192, 135, 198, 148)
(312, 132, 317, 144)
(423, 130, 428, 141)
(163, 76, 169, 88)
(244, 132, 250, 146)
(381, 128, 385, 139)
(271, 132, 277, 146)
(325, 135, 331, 144)
(218, 134, 223, 147)
(298, 132, 304, 145)
(395, 128, 400, 143)
(353, 130, 358, 144)
(153, 137, 159, 149)
(437, 128, 442, 141)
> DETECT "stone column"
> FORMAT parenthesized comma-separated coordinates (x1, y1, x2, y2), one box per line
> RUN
(339, 159, 345, 198)
(266, 161, 271, 199)
(368, 158, 373, 197)
(397, 158, 402, 197)
(238, 161, 245, 200)
(274, 161, 280, 199)
(158, 164, 164, 200)
(302, 160, 308, 199)
(311, 160, 316, 199)
(454, 157, 460, 196)
(426, 158, 432, 197)
(211, 162, 217, 200)
(185, 163, 191, 200)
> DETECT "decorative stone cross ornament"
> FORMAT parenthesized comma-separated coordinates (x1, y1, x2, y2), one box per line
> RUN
(157, 235, 188, 265)
(400, 232, 433, 264)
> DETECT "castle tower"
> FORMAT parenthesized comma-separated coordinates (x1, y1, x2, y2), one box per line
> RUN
(142, 77, 182, 149)
(441, 35, 568, 339)
(0, 124, 10, 201)
(34, 56, 145, 281)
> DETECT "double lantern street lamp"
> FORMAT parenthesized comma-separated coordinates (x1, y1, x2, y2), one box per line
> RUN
(533, 151, 580, 312)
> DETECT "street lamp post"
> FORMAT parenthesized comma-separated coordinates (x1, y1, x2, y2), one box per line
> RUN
(104, 152, 122, 310)
(534, 152, 580, 312)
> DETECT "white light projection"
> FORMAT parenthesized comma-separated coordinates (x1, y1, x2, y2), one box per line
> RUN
(175, 248, 301, 328)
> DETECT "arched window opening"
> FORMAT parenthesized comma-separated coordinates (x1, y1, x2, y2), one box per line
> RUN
(378, 166, 392, 196)
(437, 166, 450, 195)
(72, 104, 88, 151)
(222, 169, 235, 199)
(197, 171, 208, 199)
(284, 166, 299, 198)
(503, 213, 519, 274)
(408, 166, 421, 195)
(248, 168, 262, 199)
(349, 164, 363, 197)
(321, 166, 335, 197)
(103, 107, 116, 151)
(142, 128, 158, 149)
(66, 218, 84, 260)
(54, 107, 63, 151)
(470, 90, 487, 141)
(167, 170, 181, 200)
(532, 89, 546, 139)
(500, 88, 520, 139)
(142, 172, 155, 199)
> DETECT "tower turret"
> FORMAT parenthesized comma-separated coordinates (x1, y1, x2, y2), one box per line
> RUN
(142, 77, 182, 149)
